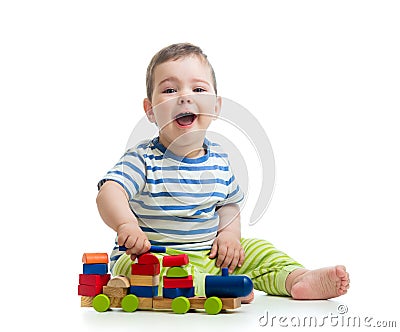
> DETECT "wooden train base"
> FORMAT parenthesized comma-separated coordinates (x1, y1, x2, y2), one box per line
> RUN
(81, 294, 241, 315)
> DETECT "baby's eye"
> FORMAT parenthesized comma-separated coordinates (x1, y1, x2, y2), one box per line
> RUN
(193, 87, 206, 93)
(163, 88, 176, 94)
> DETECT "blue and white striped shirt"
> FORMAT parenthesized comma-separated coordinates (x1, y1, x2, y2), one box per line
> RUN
(99, 137, 244, 266)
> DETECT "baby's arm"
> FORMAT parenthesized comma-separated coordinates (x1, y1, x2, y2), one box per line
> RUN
(209, 203, 245, 273)
(96, 180, 151, 260)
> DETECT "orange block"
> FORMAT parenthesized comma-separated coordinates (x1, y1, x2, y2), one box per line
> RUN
(82, 253, 109, 264)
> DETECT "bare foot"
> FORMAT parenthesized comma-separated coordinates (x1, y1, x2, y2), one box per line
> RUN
(240, 290, 254, 304)
(287, 266, 350, 300)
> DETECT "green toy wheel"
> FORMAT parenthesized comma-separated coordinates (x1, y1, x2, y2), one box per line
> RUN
(93, 294, 111, 312)
(204, 296, 222, 315)
(121, 294, 139, 312)
(171, 296, 190, 314)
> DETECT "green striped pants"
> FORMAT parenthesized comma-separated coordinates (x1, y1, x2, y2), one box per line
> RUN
(112, 238, 304, 296)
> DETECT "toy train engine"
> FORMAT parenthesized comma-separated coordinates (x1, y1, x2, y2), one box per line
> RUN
(205, 268, 253, 298)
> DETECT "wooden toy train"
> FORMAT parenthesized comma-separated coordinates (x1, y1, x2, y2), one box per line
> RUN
(78, 246, 253, 314)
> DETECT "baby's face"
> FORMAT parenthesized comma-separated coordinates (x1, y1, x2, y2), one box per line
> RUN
(146, 55, 220, 151)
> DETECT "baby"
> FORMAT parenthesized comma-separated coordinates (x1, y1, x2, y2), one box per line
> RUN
(96, 43, 349, 301)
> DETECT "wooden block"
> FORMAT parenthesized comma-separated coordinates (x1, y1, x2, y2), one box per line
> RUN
(107, 275, 130, 288)
(102, 286, 128, 298)
(109, 296, 122, 308)
(152, 296, 173, 310)
(131, 263, 160, 275)
(82, 253, 109, 264)
(83, 263, 108, 275)
(79, 274, 110, 286)
(78, 284, 103, 296)
(166, 266, 188, 278)
(188, 297, 206, 309)
(221, 297, 241, 310)
(81, 296, 94, 307)
(162, 254, 189, 267)
(130, 274, 159, 286)
(137, 253, 159, 265)
(138, 297, 153, 310)
(163, 276, 193, 288)
(162, 287, 194, 299)
(130, 285, 158, 298)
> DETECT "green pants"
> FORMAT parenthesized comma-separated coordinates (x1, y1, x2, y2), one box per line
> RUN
(112, 238, 304, 296)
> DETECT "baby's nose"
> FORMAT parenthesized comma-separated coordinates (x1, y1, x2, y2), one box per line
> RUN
(178, 94, 193, 104)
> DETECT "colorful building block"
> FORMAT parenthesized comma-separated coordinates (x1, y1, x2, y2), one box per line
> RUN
(78, 284, 103, 296)
(131, 263, 160, 276)
(130, 274, 159, 287)
(163, 276, 193, 288)
(137, 253, 159, 265)
(102, 286, 128, 298)
(82, 253, 109, 264)
(83, 263, 108, 275)
(129, 285, 159, 298)
(166, 266, 188, 278)
(107, 275, 130, 288)
(162, 254, 189, 267)
(79, 274, 110, 286)
(162, 287, 195, 299)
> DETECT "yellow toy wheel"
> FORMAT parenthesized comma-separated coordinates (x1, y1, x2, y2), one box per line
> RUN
(204, 297, 222, 315)
(121, 294, 139, 312)
(171, 296, 190, 314)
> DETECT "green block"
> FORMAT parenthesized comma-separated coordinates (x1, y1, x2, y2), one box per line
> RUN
(93, 294, 110, 312)
(204, 296, 222, 315)
(171, 296, 190, 314)
(166, 266, 188, 278)
(121, 294, 139, 312)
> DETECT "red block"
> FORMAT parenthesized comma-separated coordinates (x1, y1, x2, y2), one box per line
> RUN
(162, 254, 189, 267)
(78, 284, 103, 296)
(163, 275, 193, 288)
(79, 274, 110, 286)
(131, 263, 160, 276)
(137, 253, 160, 265)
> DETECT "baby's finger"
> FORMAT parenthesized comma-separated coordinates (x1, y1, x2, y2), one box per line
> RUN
(220, 246, 235, 269)
(135, 237, 147, 255)
(228, 249, 240, 273)
(209, 241, 218, 259)
(238, 247, 245, 268)
(216, 245, 228, 267)
(117, 234, 128, 247)
(130, 253, 137, 261)
(124, 235, 138, 250)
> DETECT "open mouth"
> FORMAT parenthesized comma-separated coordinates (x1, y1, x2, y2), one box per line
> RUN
(174, 112, 197, 127)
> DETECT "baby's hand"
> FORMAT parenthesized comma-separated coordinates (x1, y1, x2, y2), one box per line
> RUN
(117, 222, 151, 261)
(209, 232, 245, 273)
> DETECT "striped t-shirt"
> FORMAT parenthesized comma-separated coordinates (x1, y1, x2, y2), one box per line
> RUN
(99, 136, 244, 266)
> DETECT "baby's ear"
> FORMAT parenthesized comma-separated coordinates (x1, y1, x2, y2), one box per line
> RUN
(143, 98, 156, 123)
(213, 96, 222, 119)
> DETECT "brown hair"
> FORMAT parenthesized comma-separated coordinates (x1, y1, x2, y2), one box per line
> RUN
(146, 43, 217, 101)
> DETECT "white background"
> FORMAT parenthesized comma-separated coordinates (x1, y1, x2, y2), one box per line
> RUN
(1, 0, 399, 330)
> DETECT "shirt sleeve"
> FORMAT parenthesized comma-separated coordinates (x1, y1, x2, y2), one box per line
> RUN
(97, 147, 146, 200)
(216, 171, 245, 207)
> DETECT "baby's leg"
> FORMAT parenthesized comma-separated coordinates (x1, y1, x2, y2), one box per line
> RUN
(237, 238, 304, 296)
(238, 238, 350, 300)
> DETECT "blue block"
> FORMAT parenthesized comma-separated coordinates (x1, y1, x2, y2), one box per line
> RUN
(83, 263, 108, 275)
(205, 274, 253, 298)
(130, 286, 158, 298)
(162, 287, 195, 299)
